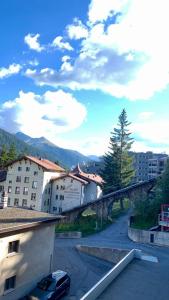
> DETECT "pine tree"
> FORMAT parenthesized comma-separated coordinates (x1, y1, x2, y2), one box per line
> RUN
(0, 144, 8, 168)
(101, 109, 134, 194)
(8, 143, 17, 162)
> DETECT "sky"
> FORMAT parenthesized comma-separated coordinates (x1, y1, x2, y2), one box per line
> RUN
(0, 0, 169, 156)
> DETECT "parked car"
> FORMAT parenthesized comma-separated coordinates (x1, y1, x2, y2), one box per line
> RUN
(26, 270, 70, 300)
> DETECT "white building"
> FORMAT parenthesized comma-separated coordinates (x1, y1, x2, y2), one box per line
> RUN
(2, 156, 65, 212)
(72, 164, 103, 203)
(50, 174, 88, 213)
(0, 204, 62, 300)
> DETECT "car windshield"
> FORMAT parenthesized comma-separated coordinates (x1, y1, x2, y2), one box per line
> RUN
(37, 277, 55, 291)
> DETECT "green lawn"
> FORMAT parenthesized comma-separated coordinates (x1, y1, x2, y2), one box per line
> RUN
(56, 198, 130, 236)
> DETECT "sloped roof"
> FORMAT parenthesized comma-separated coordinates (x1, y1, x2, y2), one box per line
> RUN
(72, 164, 104, 185)
(6, 156, 65, 172)
(51, 173, 88, 185)
(0, 207, 63, 236)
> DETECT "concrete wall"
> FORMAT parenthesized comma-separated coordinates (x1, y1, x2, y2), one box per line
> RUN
(128, 226, 169, 246)
(51, 176, 85, 213)
(80, 249, 136, 300)
(0, 224, 55, 300)
(76, 245, 129, 264)
(55, 231, 82, 238)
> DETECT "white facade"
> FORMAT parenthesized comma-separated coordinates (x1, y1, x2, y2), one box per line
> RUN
(84, 181, 102, 203)
(50, 175, 86, 213)
(0, 223, 56, 300)
(3, 158, 62, 213)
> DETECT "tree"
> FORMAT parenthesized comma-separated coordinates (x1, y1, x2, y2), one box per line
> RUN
(159, 159, 169, 204)
(0, 144, 8, 168)
(101, 109, 134, 195)
(8, 143, 17, 162)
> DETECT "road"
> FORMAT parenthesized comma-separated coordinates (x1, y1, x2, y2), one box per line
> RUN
(53, 213, 169, 299)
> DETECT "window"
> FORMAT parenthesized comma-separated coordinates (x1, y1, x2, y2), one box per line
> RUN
(34, 171, 38, 176)
(53, 207, 57, 212)
(60, 185, 65, 190)
(8, 240, 19, 253)
(22, 199, 27, 207)
(18, 166, 22, 171)
(56, 185, 59, 190)
(32, 181, 37, 189)
(59, 207, 62, 213)
(9, 180, 12, 184)
(23, 187, 29, 195)
(55, 194, 58, 200)
(26, 167, 30, 172)
(31, 193, 36, 200)
(60, 195, 64, 200)
(8, 197, 10, 206)
(16, 176, 21, 182)
(8, 186, 12, 193)
(48, 188, 51, 194)
(14, 198, 19, 206)
(71, 179, 73, 183)
(24, 177, 29, 183)
(15, 187, 20, 194)
(4, 276, 16, 291)
(0, 185, 4, 192)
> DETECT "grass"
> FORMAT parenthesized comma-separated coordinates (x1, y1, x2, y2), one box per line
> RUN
(56, 198, 130, 236)
(56, 215, 111, 236)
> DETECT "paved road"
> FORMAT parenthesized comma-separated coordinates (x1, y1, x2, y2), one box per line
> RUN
(53, 213, 169, 299)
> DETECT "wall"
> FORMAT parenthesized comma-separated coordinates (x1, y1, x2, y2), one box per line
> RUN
(84, 182, 98, 203)
(128, 226, 169, 246)
(4, 159, 44, 211)
(51, 176, 84, 213)
(0, 224, 55, 300)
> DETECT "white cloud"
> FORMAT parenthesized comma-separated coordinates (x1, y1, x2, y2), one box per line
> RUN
(52, 36, 73, 51)
(0, 64, 22, 79)
(24, 33, 44, 52)
(0, 90, 87, 140)
(67, 19, 89, 40)
(25, 0, 169, 100)
(138, 112, 154, 120)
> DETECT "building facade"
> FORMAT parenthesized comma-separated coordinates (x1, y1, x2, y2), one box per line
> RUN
(131, 152, 168, 182)
(2, 156, 65, 212)
(50, 174, 88, 213)
(0, 206, 62, 300)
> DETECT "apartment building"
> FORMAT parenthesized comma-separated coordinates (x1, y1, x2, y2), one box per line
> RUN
(131, 152, 168, 182)
(50, 173, 88, 213)
(2, 156, 65, 212)
(0, 200, 62, 300)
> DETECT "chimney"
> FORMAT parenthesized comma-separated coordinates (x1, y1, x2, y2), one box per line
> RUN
(0, 191, 8, 209)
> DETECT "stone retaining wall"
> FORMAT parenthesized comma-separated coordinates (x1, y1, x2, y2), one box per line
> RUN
(55, 231, 82, 238)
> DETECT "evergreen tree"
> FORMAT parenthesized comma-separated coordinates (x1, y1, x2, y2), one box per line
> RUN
(101, 109, 134, 193)
(0, 144, 8, 168)
(158, 159, 169, 203)
(8, 143, 17, 162)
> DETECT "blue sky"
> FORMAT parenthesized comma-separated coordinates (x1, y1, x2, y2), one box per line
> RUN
(0, 0, 169, 156)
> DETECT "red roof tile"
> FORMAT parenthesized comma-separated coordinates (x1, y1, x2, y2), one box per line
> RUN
(51, 173, 88, 184)
(72, 164, 104, 185)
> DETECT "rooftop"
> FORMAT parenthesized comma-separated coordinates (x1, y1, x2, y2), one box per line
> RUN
(51, 173, 88, 185)
(6, 155, 65, 172)
(0, 207, 63, 237)
(72, 164, 103, 185)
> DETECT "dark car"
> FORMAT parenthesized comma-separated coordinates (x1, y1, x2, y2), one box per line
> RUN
(26, 270, 70, 300)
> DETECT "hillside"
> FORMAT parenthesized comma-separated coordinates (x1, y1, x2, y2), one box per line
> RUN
(15, 132, 89, 168)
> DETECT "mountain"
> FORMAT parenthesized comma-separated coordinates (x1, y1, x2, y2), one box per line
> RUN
(87, 155, 101, 162)
(15, 132, 90, 168)
(0, 128, 48, 158)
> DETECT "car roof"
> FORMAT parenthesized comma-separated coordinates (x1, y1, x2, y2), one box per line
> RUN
(52, 270, 67, 281)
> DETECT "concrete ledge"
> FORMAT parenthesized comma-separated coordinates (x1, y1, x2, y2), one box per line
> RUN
(76, 245, 129, 264)
(80, 249, 136, 300)
(55, 231, 82, 238)
(128, 226, 169, 247)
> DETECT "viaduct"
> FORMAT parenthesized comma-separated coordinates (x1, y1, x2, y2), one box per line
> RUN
(61, 178, 157, 222)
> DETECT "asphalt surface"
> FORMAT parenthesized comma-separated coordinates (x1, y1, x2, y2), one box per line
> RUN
(53, 213, 169, 299)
